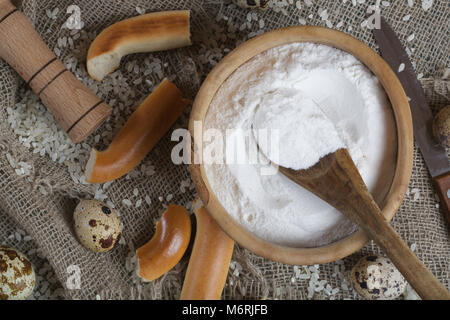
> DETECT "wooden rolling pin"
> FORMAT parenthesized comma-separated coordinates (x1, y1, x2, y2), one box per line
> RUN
(0, 0, 111, 143)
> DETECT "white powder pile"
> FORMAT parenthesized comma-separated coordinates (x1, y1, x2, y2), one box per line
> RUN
(253, 92, 344, 170)
(204, 42, 397, 247)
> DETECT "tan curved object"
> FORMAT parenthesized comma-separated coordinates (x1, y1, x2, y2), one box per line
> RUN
(85, 78, 189, 183)
(136, 204, 191, 282)
(189, 26, 414, 265)
(87, 10, 191, 81)
(180, 199, 234, 300)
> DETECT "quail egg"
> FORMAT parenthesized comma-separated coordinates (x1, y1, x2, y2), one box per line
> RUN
(351, 255, 406, 300)
(433, 105, 450, 148)
(73, 199, 122, 252)
(0, 246, 35, 300)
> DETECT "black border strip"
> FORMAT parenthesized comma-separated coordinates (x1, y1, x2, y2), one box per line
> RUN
(27, 57, 58, 86)
(37, 68, 68, 96)
(0, 8, 18, 25)
(67, 100, 104, 133)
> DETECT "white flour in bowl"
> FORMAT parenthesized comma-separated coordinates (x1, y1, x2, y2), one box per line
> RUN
(253, 91, 345, 170)
(203, 42, 397, 248)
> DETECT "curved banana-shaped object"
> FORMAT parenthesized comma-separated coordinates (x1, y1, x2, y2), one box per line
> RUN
(180, 200, 235, 299)
(87, 10, 191, 81)
(85, 78, 189, 183)
(136, 204, 192, 282)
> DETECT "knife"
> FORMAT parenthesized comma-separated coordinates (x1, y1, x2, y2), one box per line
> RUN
(372, 17, 450, 225)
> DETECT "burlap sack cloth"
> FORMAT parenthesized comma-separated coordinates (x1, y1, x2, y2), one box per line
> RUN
(0, 0, 449, 299)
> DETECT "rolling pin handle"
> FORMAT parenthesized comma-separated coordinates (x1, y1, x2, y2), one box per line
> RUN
(0, 0, 111, 143)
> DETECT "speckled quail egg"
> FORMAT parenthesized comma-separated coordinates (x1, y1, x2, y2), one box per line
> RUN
(0, 246, 35, 300)
(233, 0, 272, 10)
(433, 105, 450, 148)
(351, 255, 406, 300)
(73, 199, 122, 252)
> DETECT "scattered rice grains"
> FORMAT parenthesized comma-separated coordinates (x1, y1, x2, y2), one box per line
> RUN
(6, 1, 426, 300)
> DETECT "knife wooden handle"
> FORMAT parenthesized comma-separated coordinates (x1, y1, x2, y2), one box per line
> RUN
(433, 172, 450, 226)
(0, 0, 111, 143)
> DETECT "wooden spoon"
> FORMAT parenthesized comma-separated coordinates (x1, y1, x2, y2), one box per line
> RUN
(279, 148, 450, 300)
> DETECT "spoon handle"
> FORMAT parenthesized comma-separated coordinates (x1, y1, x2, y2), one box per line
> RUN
(332, 150, 449, 300)
(363, 215, 449, 300)
(281, 149, 450, 300)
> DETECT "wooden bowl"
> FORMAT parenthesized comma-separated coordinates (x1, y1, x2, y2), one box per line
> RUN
(189, 26, 413, 265)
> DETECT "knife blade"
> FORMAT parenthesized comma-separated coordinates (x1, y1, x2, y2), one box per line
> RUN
(373, 17, 450, 223)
